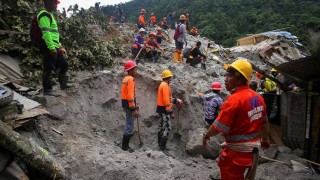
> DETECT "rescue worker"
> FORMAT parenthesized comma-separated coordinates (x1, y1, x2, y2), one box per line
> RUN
(186, 41, 206, 67)
(131, 28, 146, 58)
(38, 0, 73, 97)
(109, 16, 114, 24)
(203, 59, 270, 180)
(190, 27, 198, 37)
(167, 10, 175, 29)
(173, 15, 187, 63)
(185, 12, 190, 32)
(149, 12, 156, 27)
(156, 27, 167, 44)
(121, 60, 139, 153)
(138, 9, 146, 29)
(160, 17, 169, 30)
(157, 70, 183, 151)
(197, 82, 223, 127)
(258, 70, 277, 119)
(144, 32, 164, 62)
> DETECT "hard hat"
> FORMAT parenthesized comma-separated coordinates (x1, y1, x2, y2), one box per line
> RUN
(124, 60, 137, 72)
(256, 72, 263, 79)
(225, 59, 252, 81)
(140, 9, 146, 14)
(139, 28, 145, 32)
(132, 44, 138, 49)
(161, 70, 173, 79)
(271, 68, 277, 72)
(156, 27, 162, 31)
(211, 82, 222, 90)
(163, 17, 167, 20)
(149, 32, 156, 37)
(180, 15, 186, 21)
(151, 12, 154, 16)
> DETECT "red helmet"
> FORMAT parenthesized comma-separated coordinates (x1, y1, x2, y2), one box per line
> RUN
(256, 72, 263, 79)
(149, 32, 157, 37)
(124, 60, 137, 72)
(140, 9, 146, 14)
(211, 82, 222, 90)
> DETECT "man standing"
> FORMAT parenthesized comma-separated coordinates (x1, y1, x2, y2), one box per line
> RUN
(38, 0, 72, 96)
(173, 15, 187, 63)
(203, 59, 270, 180)
(197, 82, 223, 127)
(138, 9, 146, 29)
(157, 70, 182, 151)
(121, 60, 139, 153)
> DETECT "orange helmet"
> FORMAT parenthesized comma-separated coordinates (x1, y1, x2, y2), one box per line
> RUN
(140, 9, 146, 14)
(256, 72, 263, 79)
(132, 44, 138, 49)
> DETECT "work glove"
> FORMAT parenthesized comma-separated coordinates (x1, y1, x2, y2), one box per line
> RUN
(176, 98, 183, 108)
(133, 109, 139, 118)
(50, 49, 57, 59)
(59, 47, 67, 54)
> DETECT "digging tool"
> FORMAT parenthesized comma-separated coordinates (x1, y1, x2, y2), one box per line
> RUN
(134, 47, 143, 62)
(173, 107, 182, 143)
(136, 117, 144, 147)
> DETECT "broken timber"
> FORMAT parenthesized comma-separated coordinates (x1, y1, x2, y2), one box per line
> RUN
(0, 120, 65, 179)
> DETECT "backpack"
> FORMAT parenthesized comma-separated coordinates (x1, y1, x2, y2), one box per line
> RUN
(30, 11, 52, 47)
(173, 24, 181, 40)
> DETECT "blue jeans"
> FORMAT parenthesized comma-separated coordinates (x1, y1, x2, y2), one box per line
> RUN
(123, 107, 135, 135)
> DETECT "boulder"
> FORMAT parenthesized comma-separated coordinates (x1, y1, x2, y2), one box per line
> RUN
(186, 128, 221, 159)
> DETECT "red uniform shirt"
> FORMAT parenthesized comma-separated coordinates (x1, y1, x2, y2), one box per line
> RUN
(212, 85, 267, 144)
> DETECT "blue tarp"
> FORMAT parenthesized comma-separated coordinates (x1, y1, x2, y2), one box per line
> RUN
(262, 31, 298, 39)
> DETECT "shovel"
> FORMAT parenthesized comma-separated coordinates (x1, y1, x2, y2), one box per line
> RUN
(136, 117, 144, 147)
(173, 107, 182, 143)
(134, 47, 143, 62)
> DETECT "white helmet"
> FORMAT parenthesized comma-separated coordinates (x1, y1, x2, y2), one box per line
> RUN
(139, 28, 145, 32)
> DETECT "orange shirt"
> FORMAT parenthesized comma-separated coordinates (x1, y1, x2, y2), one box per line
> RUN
(212, 85, 267, 143)
(121, 75, 136, 109)
(150, 15, 156, 23)
(139, 15, 145, 26)
(156, 81, 173, 114)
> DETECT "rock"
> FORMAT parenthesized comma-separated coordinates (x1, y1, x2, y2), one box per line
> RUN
(45, 96, 68, 119)
(31, 95, 47, 107)
(278, 146, 292, 154)
(262, 144, 278, 159)
(186, 128, 221, 159)
(91, 124, 98, 131)
(292, 148, 304, 157)
(206, 66, 219, 77)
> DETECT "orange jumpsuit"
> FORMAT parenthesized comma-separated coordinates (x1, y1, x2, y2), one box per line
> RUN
(212, 85, 267, 180)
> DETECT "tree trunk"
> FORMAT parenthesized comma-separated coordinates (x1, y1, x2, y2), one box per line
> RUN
(0, 120, 65, 179)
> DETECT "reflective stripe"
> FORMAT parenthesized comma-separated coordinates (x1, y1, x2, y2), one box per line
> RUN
(128, 100, 134, 102)
(225, 132, 260, 142)
(213, 120, 230, 133)
(122, 82, 128, 85)
(40, 27, 59, 33)
(165, 104, 171, 107)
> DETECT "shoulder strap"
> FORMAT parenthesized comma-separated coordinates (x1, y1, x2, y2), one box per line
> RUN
(38, 11, 52, 25)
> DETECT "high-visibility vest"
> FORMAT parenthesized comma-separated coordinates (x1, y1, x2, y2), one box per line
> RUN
(121, 75, 136, 110)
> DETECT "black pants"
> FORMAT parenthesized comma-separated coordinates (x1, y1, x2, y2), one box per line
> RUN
(40, 42, 68, 92)
(263, 92, 276, 119)
(187, 57, 202, 67)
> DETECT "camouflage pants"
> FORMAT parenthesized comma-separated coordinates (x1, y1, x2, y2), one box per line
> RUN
(158, 114, 171, 138)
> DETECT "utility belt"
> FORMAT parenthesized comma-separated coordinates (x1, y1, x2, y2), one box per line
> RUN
(224, 141, 260, 153)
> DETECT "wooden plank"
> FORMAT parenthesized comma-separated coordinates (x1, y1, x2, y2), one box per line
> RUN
(269, 123, 284, 146)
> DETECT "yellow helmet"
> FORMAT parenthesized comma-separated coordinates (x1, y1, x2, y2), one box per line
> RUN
(225, 59, 252, 81)
(161, 70, 173, 79)
(271, 68, 277, 72)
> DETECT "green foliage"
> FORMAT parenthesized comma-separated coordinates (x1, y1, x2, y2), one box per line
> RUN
(102, 0, 320, 48)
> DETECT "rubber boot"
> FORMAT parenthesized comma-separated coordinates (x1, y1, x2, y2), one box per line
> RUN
(59, 75, 74, 90)
(43, 89, 61, 97)
(178, 52, 183, 63)
(121, 135, 134, 153)
(173, 52, 180, 62)
(159, 137, 169, 151)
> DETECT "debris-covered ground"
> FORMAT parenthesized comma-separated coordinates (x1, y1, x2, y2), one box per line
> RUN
(18, 23, 320, 179)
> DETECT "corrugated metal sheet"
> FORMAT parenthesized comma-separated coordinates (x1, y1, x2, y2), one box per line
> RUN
(276, 52, 320, 81)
